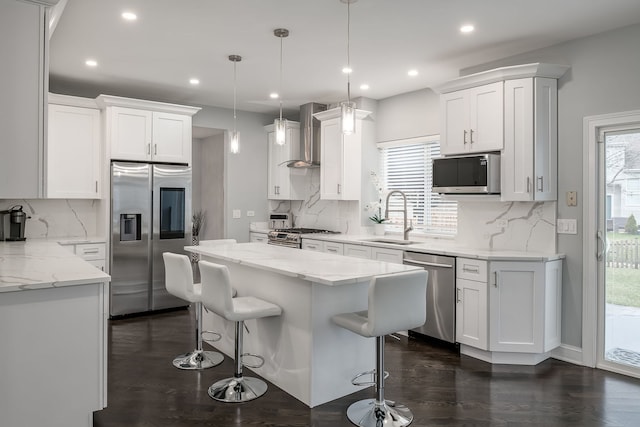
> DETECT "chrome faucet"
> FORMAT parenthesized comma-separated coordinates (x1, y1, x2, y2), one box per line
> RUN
(384, 190, 413, 240)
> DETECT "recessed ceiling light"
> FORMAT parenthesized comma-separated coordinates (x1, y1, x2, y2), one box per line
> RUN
(189, 78, 200, 85)
(460, 24, 474, 33)
(270, 93, 279, 99)
(85, 59, 98, 67)
(342, 67, 352, 74)
(360, 84, 370, 90)
(408, 69, 418, 77)
(122, 11, 137, 21)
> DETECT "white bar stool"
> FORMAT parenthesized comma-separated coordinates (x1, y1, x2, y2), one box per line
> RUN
(163, 252, 224, 370)
(332, 270, 428, 427)
(199, 260, 282, 403)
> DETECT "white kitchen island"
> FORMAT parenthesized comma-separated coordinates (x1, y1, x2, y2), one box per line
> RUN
(186, 242, 421, 408)
(0, 241, 110, 427)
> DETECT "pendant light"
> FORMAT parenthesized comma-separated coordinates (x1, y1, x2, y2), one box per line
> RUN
(273, 28, 289, 146)
(229, 54, 241, 154)
(340, 0, 357, 135)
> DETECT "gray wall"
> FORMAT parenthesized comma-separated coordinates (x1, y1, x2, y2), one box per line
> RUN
(374, 23, 640, 349)
(192, 134, 225, 240)
(192, 105, 273, 242)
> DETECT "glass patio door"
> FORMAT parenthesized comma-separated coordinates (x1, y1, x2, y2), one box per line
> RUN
(598, 126, 640, 377)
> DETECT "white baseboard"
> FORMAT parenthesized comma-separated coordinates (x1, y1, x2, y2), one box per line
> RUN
(551, 344, 584, 366)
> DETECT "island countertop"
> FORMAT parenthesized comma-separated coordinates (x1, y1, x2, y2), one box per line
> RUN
(0, 240, 111, 293)
(185, 242, 420, 286)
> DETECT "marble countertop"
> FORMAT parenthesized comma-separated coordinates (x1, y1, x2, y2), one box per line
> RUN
(186, 242, 421, 286)
(0, 240, 111, 293)
(298, 233, 564, 261)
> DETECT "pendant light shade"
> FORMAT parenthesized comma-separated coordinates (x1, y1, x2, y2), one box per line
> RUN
(229, 54, 241, 154)
(340, 0, 357, 135)
(274, 28, 289, 146)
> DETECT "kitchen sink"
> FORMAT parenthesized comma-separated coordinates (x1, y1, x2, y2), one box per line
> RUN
(362, 238, 417, 246)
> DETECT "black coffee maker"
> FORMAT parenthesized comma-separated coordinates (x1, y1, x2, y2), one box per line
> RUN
(0, 205, 29, 241)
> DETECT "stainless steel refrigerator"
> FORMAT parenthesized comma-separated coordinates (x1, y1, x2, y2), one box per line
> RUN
(110, 161, 192, 316)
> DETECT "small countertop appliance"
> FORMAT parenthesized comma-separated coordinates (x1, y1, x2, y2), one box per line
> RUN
(0, 205, 29, 241)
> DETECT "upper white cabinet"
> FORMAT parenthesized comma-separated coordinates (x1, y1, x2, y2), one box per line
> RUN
(501, 78, 558, 201)
(315, 108, 371, 200)
(97, 95, 200, 165)
(0, 0, 51, 198)
(440, 82, 504, 155)
(265, 121, 306, 200)
(47, 95, 101, 199)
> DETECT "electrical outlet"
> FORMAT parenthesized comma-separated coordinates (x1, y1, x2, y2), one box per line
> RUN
(557, 219, 578, 234)
(567, 191, 578, 207)
(232, 209, 241, 219)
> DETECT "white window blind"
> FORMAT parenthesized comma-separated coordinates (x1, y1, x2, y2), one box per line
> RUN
(379, 138, 457, 235)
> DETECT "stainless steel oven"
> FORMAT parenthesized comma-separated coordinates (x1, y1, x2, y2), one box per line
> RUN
(403, 252, 456, 343)
(267, 228, 339, 248)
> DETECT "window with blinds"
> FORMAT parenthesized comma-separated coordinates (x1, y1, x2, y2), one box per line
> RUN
(379, 137, 457, 235)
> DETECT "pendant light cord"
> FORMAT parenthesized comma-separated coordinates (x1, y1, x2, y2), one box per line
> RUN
(347, 0, 351, 104)
(279, 34, 284, 121)
(233, 59, 237, 133)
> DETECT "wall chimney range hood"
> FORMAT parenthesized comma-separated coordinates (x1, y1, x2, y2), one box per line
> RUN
(285, 102, 327, 168)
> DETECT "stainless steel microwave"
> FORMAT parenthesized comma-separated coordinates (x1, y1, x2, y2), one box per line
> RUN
(432, 153, 501, 194)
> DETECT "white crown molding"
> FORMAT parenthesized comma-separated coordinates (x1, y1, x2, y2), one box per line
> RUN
(95, 94, 201, 116)
(48, 93, 99, 109)
(435, 63, 571, 94)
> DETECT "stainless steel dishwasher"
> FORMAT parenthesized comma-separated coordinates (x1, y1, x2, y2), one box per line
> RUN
(403, 252, 456, 343)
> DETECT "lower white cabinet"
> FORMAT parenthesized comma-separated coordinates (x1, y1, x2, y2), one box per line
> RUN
(249, 231, 268, 243)
(371, 247, 403, 264)
(301, 239, 344, 255)
(344, 244, 372, 259)
(324, 241, 344, 255)
(61, 242, 107, 272)
(455, 257, 562, 362)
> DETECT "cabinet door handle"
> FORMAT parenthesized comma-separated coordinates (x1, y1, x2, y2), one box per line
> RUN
(493, 271, 498, 287)
(154, 144, 157, 155)
(463, 130, 468, 144)
(537, 176, 544, 192)
(337, 184, 341, 194)
(327, 248, 337, 253)
(469, 129, 474, 144)
(456, 287, 462, 303)
(526, 176, 531, 193)
(147, 144, 151, 155)
(95, 181, 98, 193)
(83, 249, 100, 254)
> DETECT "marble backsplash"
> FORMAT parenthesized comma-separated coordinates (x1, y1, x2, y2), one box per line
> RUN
(0, 199, 100, 239)
(456, 200, 557, 253)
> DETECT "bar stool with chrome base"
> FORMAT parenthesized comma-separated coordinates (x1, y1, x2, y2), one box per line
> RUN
(199, 260, 282, 403)
(163, 252, 225, 370)
(332, 270, 428, 427)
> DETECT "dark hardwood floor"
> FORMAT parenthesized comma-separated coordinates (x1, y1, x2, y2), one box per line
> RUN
(94, 307, 640, 426)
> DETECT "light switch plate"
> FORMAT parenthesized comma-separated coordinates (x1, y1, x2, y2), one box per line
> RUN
(232, 209, 241, 219)
(557, 218, 578, 234)
(247, 210, 255, 217)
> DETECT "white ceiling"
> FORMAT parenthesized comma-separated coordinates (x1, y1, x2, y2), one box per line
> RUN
(49, 0, 640, 117)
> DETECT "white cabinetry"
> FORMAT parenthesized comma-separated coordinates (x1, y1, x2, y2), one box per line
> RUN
(456, 256, 563, 364)
(301, 239, 345, 255)
(315, 108, 370, 200)
(501, 78, 558, 201)
(344, 244, 372, 259)
(456, 258, 489, 350)
(440, 82, 503, 155)
(371, 247, 403, 264)
(488, 260, 562, 353)
(0, 0, 50, 198)
(47, 97, 101, 198)
(60, 241, 107, 272)
(265, 122, 306, 200)
(249, 231, 268, 243)
(97, 96, 200, 165)
(324, 241, 344, 255)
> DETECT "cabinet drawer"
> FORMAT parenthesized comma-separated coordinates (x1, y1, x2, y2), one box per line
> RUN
(344, 244, 372, 259)
(457, 258, 487, 281)
(324, 242, 344, 255)
(371, 247, 403, 264)
(302, 239, 323, 252)
(75, 243, 106, 261)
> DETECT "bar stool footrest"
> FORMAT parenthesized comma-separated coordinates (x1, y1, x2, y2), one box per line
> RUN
(240, 352, 265, 369)
(351, 369, 390, 387)
(202, 330, 222, 343)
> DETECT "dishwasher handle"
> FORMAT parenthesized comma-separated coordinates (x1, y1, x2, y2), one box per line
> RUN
(403, 259, 454, 269)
